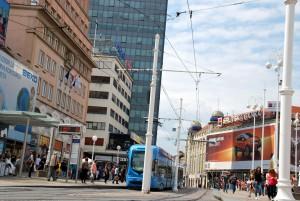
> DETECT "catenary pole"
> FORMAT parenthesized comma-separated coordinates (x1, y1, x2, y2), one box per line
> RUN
(141, 34, 160, 194)
(173, 98, 183, 191)
(275, 1, 297, 200)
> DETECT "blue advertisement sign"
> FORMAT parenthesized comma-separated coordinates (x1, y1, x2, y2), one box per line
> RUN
(0, 50, 38, 142)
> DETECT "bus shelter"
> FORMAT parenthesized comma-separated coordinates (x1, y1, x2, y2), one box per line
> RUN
(0, 111, 59, 175)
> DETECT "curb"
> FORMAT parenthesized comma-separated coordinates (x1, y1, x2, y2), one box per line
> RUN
(1, 184, 127, 189)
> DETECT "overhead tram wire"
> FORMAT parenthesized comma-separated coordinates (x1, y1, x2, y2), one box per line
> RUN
(161, 84, 180, 119)
(175, 0, 263, 17)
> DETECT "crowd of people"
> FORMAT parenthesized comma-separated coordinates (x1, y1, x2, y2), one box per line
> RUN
(1, 150, 127, 186)
(213, 167, 280, 200)
(79, 157, 127, 185)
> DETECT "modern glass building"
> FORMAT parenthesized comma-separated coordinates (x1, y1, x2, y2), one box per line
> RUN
(88, 0, 168, 144)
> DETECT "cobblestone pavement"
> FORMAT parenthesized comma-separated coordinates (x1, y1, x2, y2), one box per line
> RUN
(213, 189, 271, 201)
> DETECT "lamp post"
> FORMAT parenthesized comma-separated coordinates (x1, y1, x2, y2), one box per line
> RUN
(275, 0, 297, 200)
(91, 135, 97, 160)
(293, 115, 299, 180)
(116, 145, 121, 165)
(266, 57, 283, 172)
(247, 103, 258, 170)
(261, 89, 266, 173)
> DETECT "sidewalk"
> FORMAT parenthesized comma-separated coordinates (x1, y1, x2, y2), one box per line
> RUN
(213, 189, 270, 201)
(0, 175, 126, 189)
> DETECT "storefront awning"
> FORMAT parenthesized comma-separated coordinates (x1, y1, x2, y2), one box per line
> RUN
(0, 110, 59, 127)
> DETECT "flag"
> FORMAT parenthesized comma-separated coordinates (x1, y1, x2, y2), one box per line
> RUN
(64, 69, 70, 80)
(72, 75, 81, 89)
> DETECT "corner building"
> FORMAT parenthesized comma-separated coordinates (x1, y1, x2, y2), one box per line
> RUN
(88, 0, 168, 144)
(186, 107, 300, 188)
(5, 0, 95, 157)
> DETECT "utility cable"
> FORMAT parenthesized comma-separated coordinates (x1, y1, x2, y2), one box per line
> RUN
(161, 84, 180, 119)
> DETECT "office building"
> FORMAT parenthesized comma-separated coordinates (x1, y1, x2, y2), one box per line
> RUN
(4, 0, 95, 158)
(88, 0, 168, 144)
(84, 54, 143, 165)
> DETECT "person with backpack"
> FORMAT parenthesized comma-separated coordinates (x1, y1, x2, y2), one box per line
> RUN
(266, 169, 277, 200)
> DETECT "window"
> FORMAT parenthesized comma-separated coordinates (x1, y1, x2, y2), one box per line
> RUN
(46, 56, 51, 71)
(66, 96, 71, 111)
(38, 50, 45, 67)
(59, 66, 64, 81)
(112, 94, 116, 103)
(37, 77, 41, 95)
(110, 109, 115, 118)
(89, 91, 109, 99)
(91, 76, 110, 84)
(56, 89, 62, 105)
(109, 124, 113, 132)
(113, 79, 117, 88)
(52, 60, 57, 74)
(87, 122, 106, 130)
(84, 137, 104, 146)
(61, 93, 66, 108)
(48, 85, 53, 101)
(87, 106, 107, 114)
(41, 80, 47, 97)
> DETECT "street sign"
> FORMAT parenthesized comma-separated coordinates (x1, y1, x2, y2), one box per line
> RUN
(58, 124, 81, 135)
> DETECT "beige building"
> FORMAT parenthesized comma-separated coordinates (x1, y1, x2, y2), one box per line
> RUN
(84, 54, 137, 164)
(185, 112, 224, 188)
(5, 0, 95, 157)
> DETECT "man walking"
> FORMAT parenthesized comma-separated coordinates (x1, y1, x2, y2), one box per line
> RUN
(48, 153, 58, 181)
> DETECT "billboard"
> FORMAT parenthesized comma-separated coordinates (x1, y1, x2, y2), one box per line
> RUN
(206, 124, 275, 170)
(0, 50, 38, 143)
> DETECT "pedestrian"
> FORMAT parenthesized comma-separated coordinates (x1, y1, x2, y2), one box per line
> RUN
(254, 166, 263, 200)
(90, 160, 97, 183)
(26, 157, 34, 178)
(81, 157, 89, 183)
(61, 160, 67, 178)
(15, 156, 21, 176)
(35, 154, 41, 171)
(111, 165, 115, 181)
(248, 176, 255, 198)
(223, 174, 229, 193)
(48, 153, 58, 181)
(266, 169, 277, 200)
(113, 166, 119, 184)
(97, 166, 103, 181)
(104, 165, 109, 183)
(229, 174, 237, 194)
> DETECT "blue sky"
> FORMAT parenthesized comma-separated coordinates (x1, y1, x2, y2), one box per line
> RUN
(157, 0, 300, 154)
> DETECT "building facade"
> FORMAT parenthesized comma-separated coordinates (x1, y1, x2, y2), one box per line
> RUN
(4, 0, 95, 158)
(84, 54, 137, 164)
(186, 107, 300, 188)
(88, 0, 168, 144)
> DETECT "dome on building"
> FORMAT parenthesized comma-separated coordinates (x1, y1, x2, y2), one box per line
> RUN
(210, 110, 224, 123)
(189, 121, 202, 132)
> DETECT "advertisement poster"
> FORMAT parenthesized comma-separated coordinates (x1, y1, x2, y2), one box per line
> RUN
(206, 125, 275, 162)
(0, 0, 9, 46)
(0, 50, 38, 142)
(70, 135, 80, 165)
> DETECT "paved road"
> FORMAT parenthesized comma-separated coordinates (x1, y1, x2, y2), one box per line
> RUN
(0, 187, 216, 201)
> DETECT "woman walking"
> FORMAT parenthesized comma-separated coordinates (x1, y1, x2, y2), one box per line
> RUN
(266, 169, 277, 200)
(254, 167, 263, 200)
(104, 164, 109, 184)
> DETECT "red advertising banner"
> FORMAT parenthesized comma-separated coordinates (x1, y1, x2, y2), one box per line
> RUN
(206, 125, 275, 162)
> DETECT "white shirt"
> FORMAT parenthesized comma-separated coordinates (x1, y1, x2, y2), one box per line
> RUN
(35, 157, 41, 166)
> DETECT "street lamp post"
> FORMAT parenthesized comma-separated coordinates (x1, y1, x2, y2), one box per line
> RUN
(294, 115, 299, 180)
(261, 89, 266, 173)
(91, 135, 97, 160)
(275, 0, 297, 200)
(266, 57, 283, 172)
(247, 104, 258, 170)
(117, 145, 121, 165)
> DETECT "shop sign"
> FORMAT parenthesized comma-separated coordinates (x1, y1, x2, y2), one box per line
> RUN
(217, 110, 263, 127)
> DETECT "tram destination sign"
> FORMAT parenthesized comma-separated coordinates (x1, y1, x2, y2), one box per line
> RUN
(58, 124, 81, 135)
